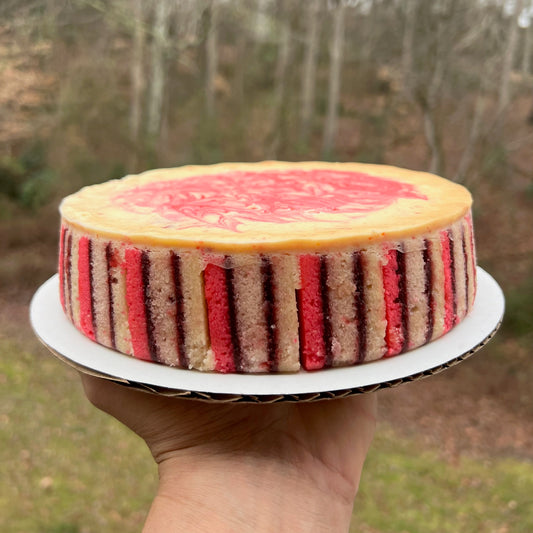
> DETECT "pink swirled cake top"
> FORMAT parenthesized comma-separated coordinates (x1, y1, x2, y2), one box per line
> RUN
(111, 169, 427, 232)
(60, 162, 472, 251)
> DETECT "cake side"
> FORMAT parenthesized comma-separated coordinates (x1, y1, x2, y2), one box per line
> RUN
(58, 213, 476, 373)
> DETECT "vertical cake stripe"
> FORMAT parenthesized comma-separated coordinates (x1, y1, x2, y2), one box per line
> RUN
(232, 255, 269, 372)
(397, 248, 409, 352)
(353, 251, 367, 363)
(145, 250, 178, 366)
(77, 236, 96, 341)
(363, 250, 387, 361)
(462, 223, 471, 310)
(270, 254, 300, 372)
(171, 252, 188, 368)
(261, 256, 278, 372)
(440, 231, 454, 333)
(105, 243, 117, 350)
(298, 254, 326, 370)
(428, 235, 446, 339)
(451, 222, 467, 324)
(89, 240, 97, 337)
(111, 246, 133, 356)
(125, 247, 151, 361)
(319, 256, 333, 368)
(180, 252, 211, 370)
(66, 231, 73, 321)
(423, 240, 435, 343)
(466, 213, 477, 305)
(225, 261, 243, 372)
(325, 253, 357, 366)
(404, 238, 427, 350)
(447, 230, 457, 319)
(59, 226, 66, 312)
(70, 236, 81, 326)
(382, 248, 407, 357)
(90, 239, 110, 347)
(204, 263, 236, 373)
(141, 251, 159, 362)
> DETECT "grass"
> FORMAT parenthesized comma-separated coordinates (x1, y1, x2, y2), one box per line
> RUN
(352, 429, 533, 532)
(1, 336, 533, 532)
(0, 338, 157, 533)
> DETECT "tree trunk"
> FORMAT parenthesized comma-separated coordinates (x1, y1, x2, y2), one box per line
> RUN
(268, 0, 292, 159)
(322, 1, 345, 158)
(423, 107, 443, 175)
(205, 0, 218, 119)
(498, 0, 523, 115)
(401, 0, 417, 100)
(522, 25, 531, 77)
(454, 92, 486, 183)
(253, 0, 270, 42)
(299, 0, 321, 147)
(147, 0, 171, 142)
(129, 0, 145, 170)
(233, 27, 247, 108)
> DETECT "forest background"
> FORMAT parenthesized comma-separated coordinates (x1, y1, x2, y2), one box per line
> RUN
(1, 0, 533, 531)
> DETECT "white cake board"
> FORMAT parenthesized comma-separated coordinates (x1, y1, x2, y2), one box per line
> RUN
(30, 268, 504, 403)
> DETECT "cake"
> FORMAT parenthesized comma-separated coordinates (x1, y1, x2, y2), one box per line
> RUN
(58, 161, 476, 373)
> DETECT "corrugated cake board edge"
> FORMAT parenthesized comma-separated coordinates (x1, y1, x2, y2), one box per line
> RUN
(35, 319, 502, 404)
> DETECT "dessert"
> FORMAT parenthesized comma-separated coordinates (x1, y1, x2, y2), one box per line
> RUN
(58, 161, 476, 373)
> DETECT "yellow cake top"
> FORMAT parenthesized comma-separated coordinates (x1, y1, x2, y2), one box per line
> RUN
(60, 161, 472, 252)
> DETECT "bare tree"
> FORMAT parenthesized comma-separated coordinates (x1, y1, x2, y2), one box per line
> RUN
(205, 0, 219, 119)
(268, 0, 293, 159)
(253, 0, 272, 42)
(455, 91, 487, 183)
(146, 0, 171, 142)
(498, 0, 523, 116)
(299, 0, 321, 147)
(522, 23, 532, 76)
(129, 0, 145, 147)
(322, 0, 345, 158)
(401, 0, 417, 100)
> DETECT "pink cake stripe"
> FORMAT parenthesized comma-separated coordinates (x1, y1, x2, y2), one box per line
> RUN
(440, 231, 454, 333)
(298, 255, 326, 370)
(125, 247, 151, 361)
(59, 226, 66, 312)
(77, 236, 96, 341)
(204, 263, 236, 373)
(382, 249, 405, 357)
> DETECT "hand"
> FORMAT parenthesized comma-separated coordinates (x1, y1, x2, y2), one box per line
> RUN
(81, 374, 377, 533)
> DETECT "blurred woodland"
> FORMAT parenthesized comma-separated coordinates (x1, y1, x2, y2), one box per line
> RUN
(2, 1, 533, 531)
(1, 0, 533, 303)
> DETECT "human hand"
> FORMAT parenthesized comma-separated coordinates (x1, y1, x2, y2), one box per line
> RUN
(81, 374, 377, 533)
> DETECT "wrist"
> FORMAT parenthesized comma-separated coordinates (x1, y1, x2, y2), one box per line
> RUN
(144, 454, 354, 533)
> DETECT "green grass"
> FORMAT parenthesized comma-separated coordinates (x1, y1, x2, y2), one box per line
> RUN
(352, 427, 533, 532)
(0, 339, 157, 532)
(2, 337, 533, 532)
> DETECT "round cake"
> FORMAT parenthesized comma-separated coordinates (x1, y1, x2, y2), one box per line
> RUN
(58, 161, 476, 373)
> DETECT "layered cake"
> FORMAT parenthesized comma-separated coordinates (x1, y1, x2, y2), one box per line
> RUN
(58, 161, 476, 373)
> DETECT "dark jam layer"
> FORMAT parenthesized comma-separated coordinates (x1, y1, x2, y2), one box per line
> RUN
(171, 251, 188, 368)
(423, 239, 435, 344)
(224, 257, 244, 373)
(261, 256, 278, 372)
(319, 256, 334, 368)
